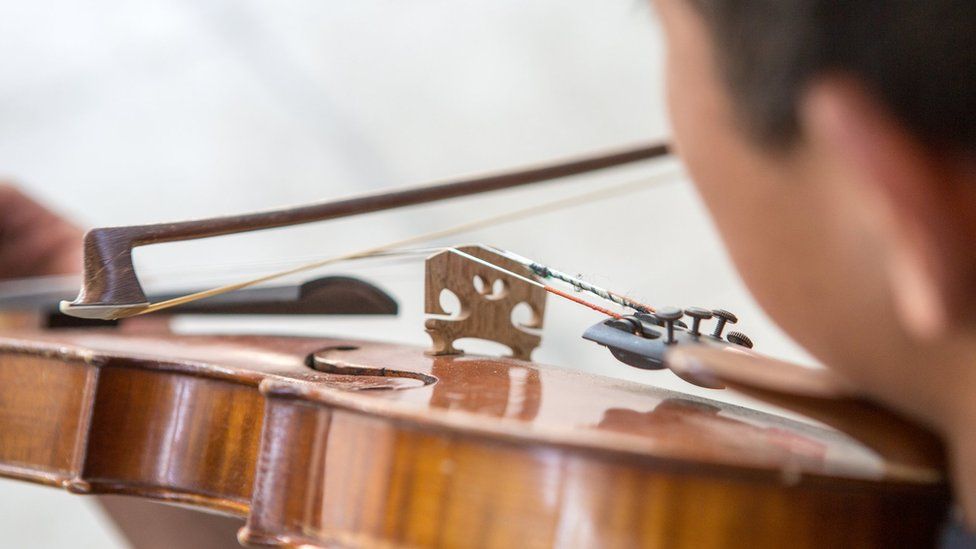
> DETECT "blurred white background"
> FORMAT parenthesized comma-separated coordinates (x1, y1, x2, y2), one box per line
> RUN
(0, 0, 811, 546)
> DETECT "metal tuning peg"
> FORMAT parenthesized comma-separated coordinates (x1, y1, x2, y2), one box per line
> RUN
(608, 316, 661, 340)
(582, 305, 755, 391)
(634, 312, 663, 327)
(655, 306, 684, 344)
(711, 309, 738, 339)
(684, 307, 713, 337)
(586, 315, 665, 371)
(606, 317, 639, 333)
(726, 331, 754, 349)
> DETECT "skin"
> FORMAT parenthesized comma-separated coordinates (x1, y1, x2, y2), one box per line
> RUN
(0, 184, 82, 279)
(0, 185, 243, 547)
(654, 0, 976, 526)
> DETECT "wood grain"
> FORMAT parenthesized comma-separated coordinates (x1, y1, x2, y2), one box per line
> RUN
(424, 245, 546, 360)
(0, 331, 949, 547)
(66, 143, 668, 311)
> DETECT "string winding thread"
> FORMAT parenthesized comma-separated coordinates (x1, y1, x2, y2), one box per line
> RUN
(447, 248, 625, 319)
(527, 262, 654, 314)
(488, 247, 656, 314)
(543, 286, 623, 319)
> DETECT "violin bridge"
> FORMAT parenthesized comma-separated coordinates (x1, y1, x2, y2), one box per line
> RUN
(424, 245, 546, 360)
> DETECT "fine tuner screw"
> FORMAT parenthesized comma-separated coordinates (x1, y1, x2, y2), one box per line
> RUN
(607, 317, 637, 333)
(726, 331, 754, 349)
(711, 309, 738, 338)
(635, 312, 663, 327)
(684, 307, 713, 337)
(608, 316, 661, 339)
(655, 306, 684, 344)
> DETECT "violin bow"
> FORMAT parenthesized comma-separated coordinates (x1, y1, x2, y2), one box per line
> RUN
(61, 142, 670, 320)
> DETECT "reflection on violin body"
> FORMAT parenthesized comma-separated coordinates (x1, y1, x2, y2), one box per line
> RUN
(0, 321, 948, 548)
(599, 399, 828, 473)
(431, 358, 542, 421)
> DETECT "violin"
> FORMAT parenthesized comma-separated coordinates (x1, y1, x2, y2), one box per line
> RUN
(0, 144, 950, 548)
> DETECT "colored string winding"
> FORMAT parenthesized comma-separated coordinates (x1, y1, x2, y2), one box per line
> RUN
(490, 248, 656, 314)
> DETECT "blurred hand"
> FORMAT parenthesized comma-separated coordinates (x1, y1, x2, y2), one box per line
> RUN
(0, 184, 83, 279)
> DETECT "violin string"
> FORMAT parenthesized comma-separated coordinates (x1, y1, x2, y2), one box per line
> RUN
(445, 248, 624, 319)
(138, 247, 439, 282)
(137, 247, 442, 287)
(134, 171, 675, 317)
(487, 247, 656, 314)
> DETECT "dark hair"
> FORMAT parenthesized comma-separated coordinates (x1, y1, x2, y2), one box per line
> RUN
(686, 1, 976, 153)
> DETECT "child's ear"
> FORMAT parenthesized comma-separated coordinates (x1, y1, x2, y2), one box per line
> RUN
(798, 77, 976, 340)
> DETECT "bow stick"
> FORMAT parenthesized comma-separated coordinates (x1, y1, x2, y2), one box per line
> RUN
(125, 175, 669, 318)
(62, 142, 670, 319)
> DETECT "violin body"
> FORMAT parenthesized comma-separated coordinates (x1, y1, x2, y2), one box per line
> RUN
(0, 329, 948, 548)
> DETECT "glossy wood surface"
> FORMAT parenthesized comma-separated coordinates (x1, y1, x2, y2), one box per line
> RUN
(0, 330, 949, 547)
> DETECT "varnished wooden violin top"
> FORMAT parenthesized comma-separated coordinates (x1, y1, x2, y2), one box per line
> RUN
(0, 328, 948, 548)
(0, 145, 952, 547)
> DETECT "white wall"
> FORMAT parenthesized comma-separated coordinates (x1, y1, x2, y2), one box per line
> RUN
(0, 1, 811, 546)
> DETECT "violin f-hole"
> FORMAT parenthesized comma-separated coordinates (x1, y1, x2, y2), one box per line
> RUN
(306, 345, 436, 390)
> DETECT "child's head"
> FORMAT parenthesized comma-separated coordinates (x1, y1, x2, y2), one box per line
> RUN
(653, 0, 976, 431)
(679, 1, 975, 154)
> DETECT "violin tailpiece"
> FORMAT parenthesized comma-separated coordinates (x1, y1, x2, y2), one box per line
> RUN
(424, 245, 546, 360)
